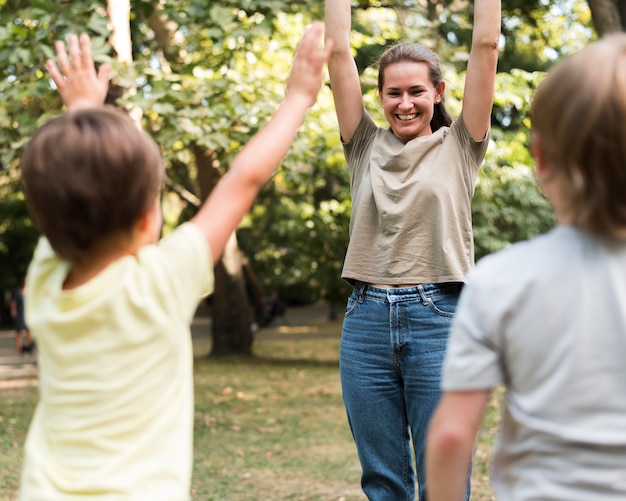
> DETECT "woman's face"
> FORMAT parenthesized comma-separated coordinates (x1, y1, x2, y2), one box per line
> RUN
(379, 61, 444, 143)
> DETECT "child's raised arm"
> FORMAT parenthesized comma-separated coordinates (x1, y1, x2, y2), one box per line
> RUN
(46, 33, 111, 111)
(44, 25, 333, 265)
(191, 22, 333, 263)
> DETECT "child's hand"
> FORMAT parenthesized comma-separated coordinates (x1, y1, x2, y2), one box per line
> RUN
(46, 33, 111, 111)
(285, 22, 333, 108)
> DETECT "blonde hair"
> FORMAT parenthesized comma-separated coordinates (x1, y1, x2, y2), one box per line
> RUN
(531, 34, 626, 238)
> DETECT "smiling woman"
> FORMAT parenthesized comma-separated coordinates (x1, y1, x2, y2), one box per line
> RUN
(379, 61, 444, 142)
(377, 46, 451, 143)
(323, 0, 501, 500)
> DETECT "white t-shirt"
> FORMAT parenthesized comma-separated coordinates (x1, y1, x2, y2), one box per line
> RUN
(20, 222, 213, 501)
(444, 225, 626, 500)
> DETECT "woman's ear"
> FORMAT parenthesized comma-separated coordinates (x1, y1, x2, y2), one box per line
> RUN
(435, 81, 445, 104)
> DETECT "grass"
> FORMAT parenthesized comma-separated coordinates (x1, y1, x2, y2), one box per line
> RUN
(0, 311, 500, 501)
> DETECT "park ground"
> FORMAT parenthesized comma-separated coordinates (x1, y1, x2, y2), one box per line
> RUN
(0, 303, 498, 501)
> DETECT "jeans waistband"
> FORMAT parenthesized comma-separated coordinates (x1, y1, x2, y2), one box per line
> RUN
(353, 281, 462, 301)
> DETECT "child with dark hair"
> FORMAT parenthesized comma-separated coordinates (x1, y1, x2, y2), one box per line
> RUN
(19, 27, 332, 500)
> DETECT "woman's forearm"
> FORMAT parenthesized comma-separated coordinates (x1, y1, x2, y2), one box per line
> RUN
(325, 0, 352, 55)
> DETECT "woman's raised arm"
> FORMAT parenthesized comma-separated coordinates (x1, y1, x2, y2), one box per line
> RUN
(460, 0, 501, 141)
(325, 0, 364, 142)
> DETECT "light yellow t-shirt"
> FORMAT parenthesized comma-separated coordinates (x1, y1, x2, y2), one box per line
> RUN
(20, 222, 213, 501)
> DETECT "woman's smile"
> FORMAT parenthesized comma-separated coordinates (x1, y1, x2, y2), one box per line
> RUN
(379, 61, 441, 141)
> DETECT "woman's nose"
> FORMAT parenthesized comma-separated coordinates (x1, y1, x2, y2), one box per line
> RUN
(399, 93, 412, 108)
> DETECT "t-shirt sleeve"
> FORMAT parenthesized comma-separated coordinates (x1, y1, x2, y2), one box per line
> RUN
(152, 222, 214, 320)
(25, 238, 67, 321)
(450, 112, 490, 175)
(28, 237, 61, 275)
(443, 266, 504, 391)
(343, 110, 379, 183)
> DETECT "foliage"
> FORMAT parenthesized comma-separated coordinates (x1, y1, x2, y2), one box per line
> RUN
(0, 186, 38, 290)
(498, 0, 594, 72)
(238, 82, 353, 305)
(473, 69, 556, 260)
(0, 0, 112, 298)
(0, 0, 595, 305)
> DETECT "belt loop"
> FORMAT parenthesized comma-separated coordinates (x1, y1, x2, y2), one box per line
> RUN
(355, 281, 366, 301)
(417, 284, 428, 304)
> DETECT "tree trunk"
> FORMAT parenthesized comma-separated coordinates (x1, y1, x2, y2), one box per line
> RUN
(588, 0, 625, 36)
(106, 0, 141, 121)
(242, 258, 267, 327)
(427, 0, 438, 22)
(210, 234, 254, 356)
(148, 10, 256, 356)
(107, 0, 132, 64)
(192, 145, 255, 356)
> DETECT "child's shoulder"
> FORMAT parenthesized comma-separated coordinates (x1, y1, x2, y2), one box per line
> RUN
(471, 227, 574, 286)
(156, 221, 210, 261)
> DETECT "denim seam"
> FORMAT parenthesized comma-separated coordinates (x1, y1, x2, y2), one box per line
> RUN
(402, 402, 411, 500)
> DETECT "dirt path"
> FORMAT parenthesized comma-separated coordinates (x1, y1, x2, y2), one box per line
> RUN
(0, 302, 336, 382)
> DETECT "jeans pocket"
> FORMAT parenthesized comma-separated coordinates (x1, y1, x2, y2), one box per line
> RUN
(426, 291, 460, 318)
(344, 292, 360, 318)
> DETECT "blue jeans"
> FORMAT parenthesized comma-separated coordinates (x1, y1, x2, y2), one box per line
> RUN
(340, 281, 469, 501)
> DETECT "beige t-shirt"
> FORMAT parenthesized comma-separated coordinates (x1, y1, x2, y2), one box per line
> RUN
(20, 222, 213, 501)
(342, 111, 489, 285)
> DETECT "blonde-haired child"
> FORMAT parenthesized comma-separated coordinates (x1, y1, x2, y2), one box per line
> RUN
(427, 34, 626, 501)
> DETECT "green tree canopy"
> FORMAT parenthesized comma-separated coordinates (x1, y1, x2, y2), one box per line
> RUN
(0, 0, 599, 330)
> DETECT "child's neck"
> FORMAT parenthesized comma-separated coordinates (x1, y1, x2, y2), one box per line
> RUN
(63, 245, 140, 290)
(62, 216, 157, 290)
